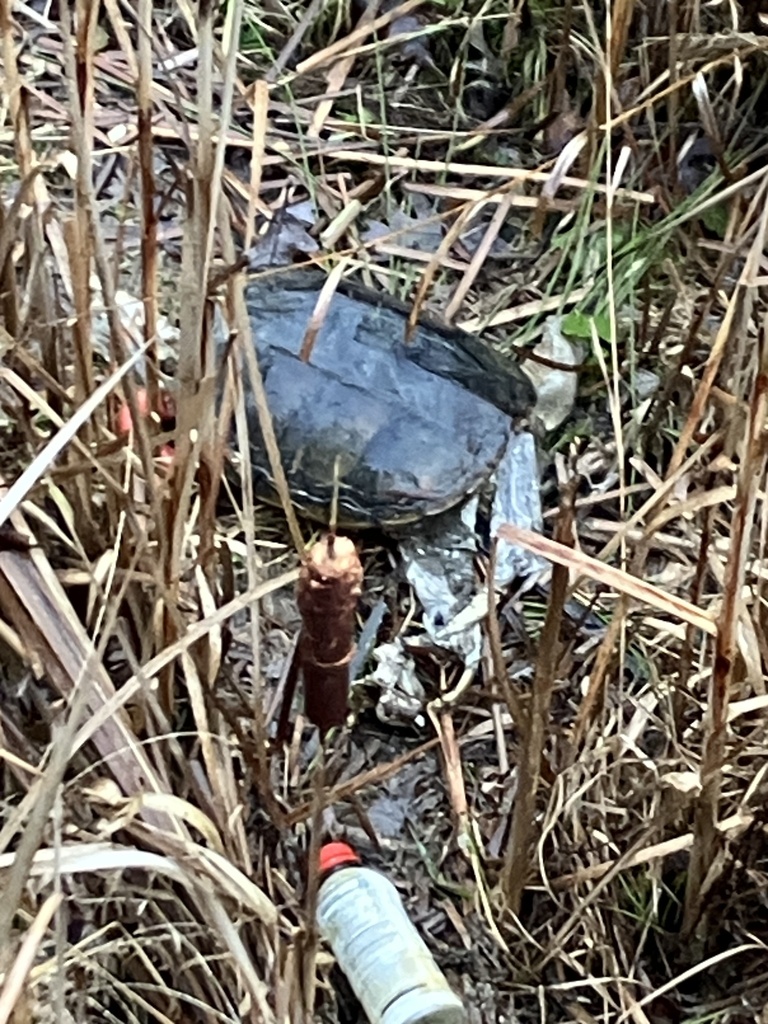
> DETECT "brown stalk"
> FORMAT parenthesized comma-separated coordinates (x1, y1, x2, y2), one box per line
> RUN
(588, 0, 636, 131)
(682, 321, 768, 935)
(218, 205, 289, 811)
(667, 178, 768, 477)
(284, 738, 439, 826)
(433, 708, 468, 826)
(238, 328, 305, 553)
(300, 756, 327, 1019)
(172, 0, 216, 583)
(61, 213, 101, 554)
(0, 200, 19, 341)
(164, 0, 243, 709)
(1, 0, 59, 404)
(297, 535, 363, 734)
(57, 1, 103, 553)
(59, 2, 162, 524)
(570, 599, 627, 751)
(501, 501, 572, 914)
(486, 541, 525, 728)
(674, 509, 713, 738)
(137, 0, 158, 399)
(192, 0, 246, 575)
(244, 79, 269, 252)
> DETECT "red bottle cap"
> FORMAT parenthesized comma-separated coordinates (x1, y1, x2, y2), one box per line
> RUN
(319, 842, 361, 874)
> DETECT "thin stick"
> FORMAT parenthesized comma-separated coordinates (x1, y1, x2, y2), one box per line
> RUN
(683, 322, 768, 933)
(501, 504, 571, 914)
(137, 0, 158, 395)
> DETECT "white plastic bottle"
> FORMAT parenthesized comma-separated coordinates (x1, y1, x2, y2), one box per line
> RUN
(316, 842, 468, 1024)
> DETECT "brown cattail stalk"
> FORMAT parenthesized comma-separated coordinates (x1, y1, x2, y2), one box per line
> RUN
(297, 535, 363, 733)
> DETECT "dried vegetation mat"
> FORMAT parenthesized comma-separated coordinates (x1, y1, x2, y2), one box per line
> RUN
(2, 0, 768, 1021)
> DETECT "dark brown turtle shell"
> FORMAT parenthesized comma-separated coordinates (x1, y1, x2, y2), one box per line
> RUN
(240, 270, 534, 526)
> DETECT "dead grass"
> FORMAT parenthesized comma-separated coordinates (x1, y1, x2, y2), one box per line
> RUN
(2, 0, 768, 1022)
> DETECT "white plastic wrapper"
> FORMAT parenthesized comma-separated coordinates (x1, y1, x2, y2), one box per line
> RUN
(522, 315, 580, 431)
(394, 430, 545, 680)
(491, 431, 547, 587)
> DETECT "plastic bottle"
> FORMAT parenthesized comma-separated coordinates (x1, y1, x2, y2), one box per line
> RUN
(316, 842, 468, 1024)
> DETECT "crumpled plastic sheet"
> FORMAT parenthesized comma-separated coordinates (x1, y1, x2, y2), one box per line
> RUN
(363, 431, 546, 722)
(491, 431, 547, 587)
(364, 642, 427, 727)
(398, 430, 545, 667)
(522, 315, 581, 432)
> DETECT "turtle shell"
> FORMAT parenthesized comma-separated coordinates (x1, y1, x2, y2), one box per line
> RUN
(240, 270, 534, 526)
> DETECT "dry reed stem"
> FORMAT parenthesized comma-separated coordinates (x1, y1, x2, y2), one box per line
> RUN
(502, 505, 571, 915)
(0, 892, 61, 1024)
(570, 596, 627, 750)
(407, 201, 479, 341)
(683, 213, 768, 934)
(228, 345, 274, 798)
(445, 194, 514, 322)
(238, 316, 306, 553)
(405, 181, 576, 211)
(244, 79, 269, 251)
(592, 0, 636, 129)
(70, 567, 301, 759)
(62, 209, 100, 550)
(459, 285, 593, 331)
(326, 150, 657, 203)
(667, 179, 768, 478)
(294, 0, 425, 76)
(162, 0, 244, 712)
(137, 0, 158, 395)
(308, 0, 381, 138)
(298, 261, 348, 361)
(171, 0, 217, 596)
(0, 521, 178, 952)
(497, 524, 717, 636)
(300, 758, 327, 1020)
(217, 179, 292, 808)
(0, 0, 60, 389)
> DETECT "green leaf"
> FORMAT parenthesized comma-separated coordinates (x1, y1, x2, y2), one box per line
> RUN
(593, 311, 612, 341)
(561, 309, 612, 342)
(561, 310, 593, 338)
(700, 202, 729, 239)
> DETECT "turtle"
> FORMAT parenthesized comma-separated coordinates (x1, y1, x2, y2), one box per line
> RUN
(235, 269, 536, 527)
(113, 269, 542, 713)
